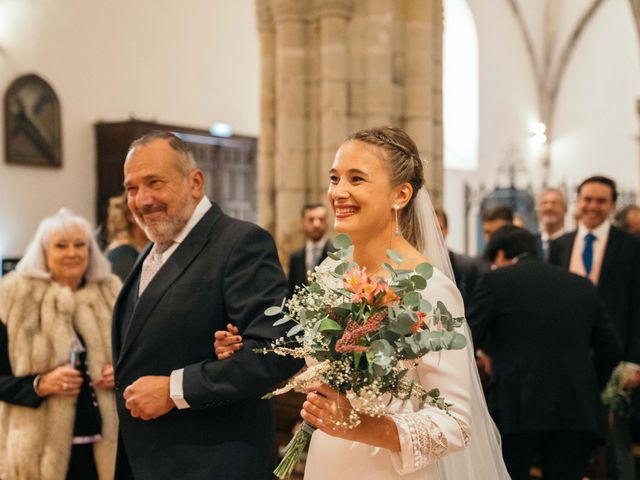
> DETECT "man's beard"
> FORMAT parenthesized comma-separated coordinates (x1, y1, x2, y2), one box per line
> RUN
(540, 213, 561, 227)
(134, 194, 194, 244)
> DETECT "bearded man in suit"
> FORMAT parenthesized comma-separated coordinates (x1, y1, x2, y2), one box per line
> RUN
(549, 175, 640, 480)
(287, 203, 333, 297)
(112, 132, 302, 479)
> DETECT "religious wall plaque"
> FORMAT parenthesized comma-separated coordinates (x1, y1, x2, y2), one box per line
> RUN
(4, 73, 62, 167)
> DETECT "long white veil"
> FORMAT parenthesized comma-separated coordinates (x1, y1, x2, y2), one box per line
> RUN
(414, 187, 511, 479)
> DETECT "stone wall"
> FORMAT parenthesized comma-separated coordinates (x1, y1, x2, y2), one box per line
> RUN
(256, 0, 444, 261)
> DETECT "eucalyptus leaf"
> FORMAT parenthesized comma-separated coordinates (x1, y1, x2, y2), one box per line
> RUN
(371, 339, 393, 354)
(387, 249, 404, 264)
(411, 275, 427, 290)
(416, 263, 434, 280)
(388, 313, 415, 335)
(327, 251, 342, 261)
(419, 298, 433, 313)
(334, 262, 350, 276)
(334, 234, 353, 249)
(395, 269, 414, 276)
(287, 324, 303, 336)
(403, 291, 421, 307)
(450, 332, 468, 349)
(272, 315, 292, 326)
(397, 279, 414, 291)
(383, 263, 397, 276)
(264, 306, 283, 317)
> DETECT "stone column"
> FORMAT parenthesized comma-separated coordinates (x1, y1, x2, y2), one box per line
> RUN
(316, 0, 354, 199)
(272, 0, 309, 256)
(363, 0, 395, 126)
(402, 0, 443, 206)
(256, 0, 276, 232)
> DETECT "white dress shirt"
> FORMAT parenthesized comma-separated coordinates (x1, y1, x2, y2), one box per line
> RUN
(164, 196, 211, 409)
(569, 220, 610, 285)
(305, 236, 329, 271)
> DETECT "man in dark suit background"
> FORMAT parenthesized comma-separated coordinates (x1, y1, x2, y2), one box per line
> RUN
(549, 175, 640, 480)
(434, 208, 480, 306)
(112, 132, 302, 479)
(288, 203, 333, 297)
(535, 187, 567, 261)
(469, 225, 622, 480)
(615, 204, 640, 236)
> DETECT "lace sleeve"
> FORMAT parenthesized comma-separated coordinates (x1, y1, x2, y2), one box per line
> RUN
(390, 395, 471, 473)
(389, 271, 473, 475)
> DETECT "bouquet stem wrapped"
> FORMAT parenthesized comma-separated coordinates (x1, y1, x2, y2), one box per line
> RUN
(274, 421, 316, 480)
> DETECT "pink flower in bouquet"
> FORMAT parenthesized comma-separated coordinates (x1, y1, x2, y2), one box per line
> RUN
(375, 283, 400, 307)
(343, 266, 370, 294)
(352, 282, 383, 304)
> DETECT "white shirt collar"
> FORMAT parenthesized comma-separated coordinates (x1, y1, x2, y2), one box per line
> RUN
(577, 219, 610, 240)
(172, 196, 212, 245)
(541, 228, 565, 242)
(154, 196, 211, 262)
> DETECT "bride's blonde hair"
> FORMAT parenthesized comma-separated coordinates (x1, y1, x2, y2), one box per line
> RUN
(344, 126, 426, 251)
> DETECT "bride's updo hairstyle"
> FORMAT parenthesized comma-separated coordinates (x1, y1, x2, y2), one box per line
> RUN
(344, 126, 426, 250)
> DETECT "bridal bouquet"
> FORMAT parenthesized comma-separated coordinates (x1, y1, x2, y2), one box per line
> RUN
(259, 234, 467, 479)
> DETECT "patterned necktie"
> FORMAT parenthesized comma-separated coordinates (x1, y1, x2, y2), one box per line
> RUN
(139, 242, 173, 295)
(582, 232, 596, 276)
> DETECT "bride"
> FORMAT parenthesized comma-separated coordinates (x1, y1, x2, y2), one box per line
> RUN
(215, 126, 510, 479)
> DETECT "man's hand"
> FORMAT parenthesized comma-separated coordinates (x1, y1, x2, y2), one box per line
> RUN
(123, 376, 175, 420)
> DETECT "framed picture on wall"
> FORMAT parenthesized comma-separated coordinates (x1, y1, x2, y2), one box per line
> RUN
(4, 73, 62, 167)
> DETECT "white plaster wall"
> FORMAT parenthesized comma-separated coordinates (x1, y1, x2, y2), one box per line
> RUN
(551, 0, 640, 191)
(444, 0, 640, 254)
(0, 0, 259, 258)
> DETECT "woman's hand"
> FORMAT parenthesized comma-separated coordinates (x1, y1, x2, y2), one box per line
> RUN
(301, 383, 401, 451)
(213, 323, 243, 360)
(301, 383, 358, 441)
(95, 363, 115, 390)
(37, 364, 83, 397)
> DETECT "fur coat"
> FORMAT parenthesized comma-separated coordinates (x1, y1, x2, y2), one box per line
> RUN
(0, 272, 121, 480)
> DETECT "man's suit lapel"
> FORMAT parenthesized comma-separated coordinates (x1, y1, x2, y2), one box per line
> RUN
(112, 243, 151, 360)
(560, 232, 577, 268)
(598, 226, 621, 288)
(116, 205, 223, 369)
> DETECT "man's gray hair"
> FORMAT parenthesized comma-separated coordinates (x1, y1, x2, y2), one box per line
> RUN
(15, 208, 113, 282)
(539, 187, 567, 207)
(127, 131, 197, 176)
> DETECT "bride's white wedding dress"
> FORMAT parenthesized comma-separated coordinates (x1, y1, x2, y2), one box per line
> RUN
(303, 264, 509, 479)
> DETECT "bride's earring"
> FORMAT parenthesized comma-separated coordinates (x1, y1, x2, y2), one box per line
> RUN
(393, 203, 401, 236)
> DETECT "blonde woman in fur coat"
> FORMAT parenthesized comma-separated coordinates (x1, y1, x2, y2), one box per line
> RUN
(0, 209, 120, 480)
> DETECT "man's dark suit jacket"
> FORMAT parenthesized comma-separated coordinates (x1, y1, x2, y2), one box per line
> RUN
(288, 240, 333, 298)
(468, 256, 621, 439)
(112, 203, 302, 480)
(449, 250, 485, 308)
(548, 226, 640, 365)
